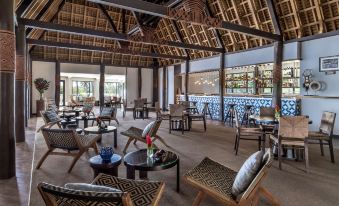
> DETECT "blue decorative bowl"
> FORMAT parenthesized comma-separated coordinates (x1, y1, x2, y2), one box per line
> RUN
(100, 147, 113, 162)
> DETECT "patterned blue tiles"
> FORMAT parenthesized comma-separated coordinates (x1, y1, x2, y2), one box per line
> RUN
(179, 95, 301, 120)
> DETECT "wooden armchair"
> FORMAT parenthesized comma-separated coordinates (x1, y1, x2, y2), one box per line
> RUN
(38, 173, 165, 206)
(269, 116, 309, 172)
(308, 111, 336, 163)
(169, 104, 188, 134)
(133, 98, 147, 119)
(184, 149, 279, 206)
(36, 128, 99, 173)
(38, 110, 62, 132)
(155, 101, 169, 120)
(121, 120, 167, 153)
(98, 107, 119, 125)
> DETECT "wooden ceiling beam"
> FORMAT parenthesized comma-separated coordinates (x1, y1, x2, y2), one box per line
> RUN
(88, 0, 282, 41)
(96, 3, 119, 33)
(266, 0, 282, 35)
(204, 0, 224, 50)
(27, 38, 187, 60)
(19, 18, 223, 53)
(16, 0, 33, 17)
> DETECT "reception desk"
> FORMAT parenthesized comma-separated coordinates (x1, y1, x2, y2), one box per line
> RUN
(178, 95, 301, 120)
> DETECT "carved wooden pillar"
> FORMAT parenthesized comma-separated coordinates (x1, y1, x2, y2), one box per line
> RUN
(0, 0, 16, 179)
(15, 24, 26, 143)
(219, 52, 225, 121)
(272, 41, 283, 109)
(152, 66, 159, 106)
(99, 64, 105, 108)
(184, 59, 189, 101)
(137, 67, 142, 98)
(55, 61, 60, 107)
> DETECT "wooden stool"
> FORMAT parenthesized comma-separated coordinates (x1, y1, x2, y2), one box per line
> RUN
(225, 103, 236, 127)
(202, 102, 212, 120)
(241, 105, 254, 127)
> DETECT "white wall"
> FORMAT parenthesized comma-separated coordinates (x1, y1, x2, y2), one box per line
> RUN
(32, 61, 56, 113)
(126, 68, 138, 107)
(141, 68, 153, 102)
(168, 66, 175, 105)
(61, 63, 100, 74)
(106, 66, 126, 75)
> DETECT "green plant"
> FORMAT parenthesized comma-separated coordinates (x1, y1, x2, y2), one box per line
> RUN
(34, 78, 50, 100)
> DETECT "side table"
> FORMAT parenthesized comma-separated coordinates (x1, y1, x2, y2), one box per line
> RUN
(89, 154, 122, 178)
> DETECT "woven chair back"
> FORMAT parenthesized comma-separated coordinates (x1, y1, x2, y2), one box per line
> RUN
(180, 101, 190, 109)
(319, 112, 336, 136)
(41, 128, 78, 150)
(134, 99, 145, 108)
(260, 107, 275, 117)
(279, 116, 309, 139)
(170, 104, 185, 116)
(155, 102, 160, 112)
(38, 182, 125, 206)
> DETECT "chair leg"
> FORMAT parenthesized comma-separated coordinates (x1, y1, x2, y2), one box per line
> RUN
(319, 140, 324, 156)
(92, 143, 99, 154)
(169, 120, 172, 134)
(304, 141, 309, 173)
(234, 134, 238, 150)
(68, 152, 83, 173)
(36, 149, 54, 169)
(278, 141, 282, 170)
(192, 191, 205, 206)
(235, 135, 240, 155)
(203, 117, 206, 132)
(329, 139, 335, 163)
(123, 137, 134, 154)
(181, 120, 184, 135)
(258, 186, 280, 206)
(155, 136, 169, 147)
(133, 139, 138, 144)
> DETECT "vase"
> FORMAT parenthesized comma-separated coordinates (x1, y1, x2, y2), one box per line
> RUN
(147, 146, 154, 158)
(100, 147, 113, 162)
(36, 99, 45, 117)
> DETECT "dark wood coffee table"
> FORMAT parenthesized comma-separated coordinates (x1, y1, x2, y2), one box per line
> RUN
(84, 126, 118, 148)
(76, 116, 96, 128)
(89, 154, 122, 178)
(124, 149, 180, 192)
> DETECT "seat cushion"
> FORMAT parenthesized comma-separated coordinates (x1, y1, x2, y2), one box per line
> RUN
(65, 183, 121, 193)
(231, 151, 264, 197)
(184, 157, 237, 199)
(45, 109, 59, 122)
(121, 127, 143, 139)
(142, 121, 155, 138)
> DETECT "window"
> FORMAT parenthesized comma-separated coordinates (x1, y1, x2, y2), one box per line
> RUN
(104, 82, 124, 97)
(72, 81, 94, 100)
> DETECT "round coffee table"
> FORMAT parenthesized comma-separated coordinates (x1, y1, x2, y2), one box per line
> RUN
(89, 154, 122, 178)
(76, 116, 96, 128)
(84, 126, 118, 148)
(124, 149, 180, 192)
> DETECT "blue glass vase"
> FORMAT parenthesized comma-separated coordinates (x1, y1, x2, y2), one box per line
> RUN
(100, 147, 113, 162)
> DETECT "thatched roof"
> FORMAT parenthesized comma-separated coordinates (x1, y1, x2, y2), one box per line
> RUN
(16, 0, 339, 67)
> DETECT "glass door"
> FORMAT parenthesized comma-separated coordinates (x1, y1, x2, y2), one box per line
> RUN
(60, 80, 65, 106)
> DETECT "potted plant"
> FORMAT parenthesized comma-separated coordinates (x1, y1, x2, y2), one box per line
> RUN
(34, 78, 50, 117)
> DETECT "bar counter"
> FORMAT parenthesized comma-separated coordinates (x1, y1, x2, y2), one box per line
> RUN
(178, 95, 301, 120)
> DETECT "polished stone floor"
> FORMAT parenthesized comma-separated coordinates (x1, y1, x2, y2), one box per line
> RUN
(1, 111, 339, 206)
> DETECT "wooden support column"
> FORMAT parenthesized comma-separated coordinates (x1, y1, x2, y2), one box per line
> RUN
(272, 41, 283, 109)
(15, 24, 26, 143)
(55, 61, 60, 107)
(219, 52, 225, 121)
(0, 0, 16, 179)
(162, 66, 167, 110)
(152, 65, 159, 106)
(137, 67, 142, 98)
(99, 64, 105, 108)
(184, 59, 189, 101)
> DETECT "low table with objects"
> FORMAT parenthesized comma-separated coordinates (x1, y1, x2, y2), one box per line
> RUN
(124, 149, 180, 192)
(84, 126, 118, 147)
(89, 154, 122, 178)
(76, 116, 96, 128)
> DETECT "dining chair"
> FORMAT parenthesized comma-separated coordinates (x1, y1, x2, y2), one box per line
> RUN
(269, 116, 309, 172)
(98, 107, 119, 125)
(169, 104, 188, 134)
(155, 101, 169, 120)
(184, 149, 279, 206)
(133, 99, 147, 119)
(234, 110, 264, 155)
(37, 128, 99, 173)
(38, 173, 165, 206)
(308, 111, 336, 163)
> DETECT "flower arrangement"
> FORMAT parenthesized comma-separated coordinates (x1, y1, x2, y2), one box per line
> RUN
(146, 135, 153, 157)
(34, 78, 50, 100)
(274, 105, 281, 119)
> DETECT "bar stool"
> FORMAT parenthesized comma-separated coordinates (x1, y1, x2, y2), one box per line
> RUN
(202, 102, 212, 120)
(225, 103, 236, 127)
(241, 105, 254, 127)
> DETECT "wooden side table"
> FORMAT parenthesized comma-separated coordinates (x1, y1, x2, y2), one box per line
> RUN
(89, 154, 122, 178)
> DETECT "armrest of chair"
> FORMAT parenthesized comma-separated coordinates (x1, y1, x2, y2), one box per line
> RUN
(37, 121, 61, 132)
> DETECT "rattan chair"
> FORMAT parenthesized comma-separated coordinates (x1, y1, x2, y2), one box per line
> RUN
(36, 128, 99, 173)
(38, 110, 62, 132)
(155, 101, 169, 120)
(308, 111, 336, 163)
(120, 120, 167, 153)
(38, 173, 165, 206)
(169, 104, 189, 134)
(98, 107, 119, 125)
(270, 116, 309, 172)
(133, 98, 147, 119)
(184, 149, 279, 206)
(234, 110, 264, 155)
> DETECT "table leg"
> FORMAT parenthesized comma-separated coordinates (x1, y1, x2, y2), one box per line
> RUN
(139, 170, 148, 179)
(177, 159, 180, 192)
(84, 119, 88, 128)
(126, 166, 135, 179)
(114, 129, 117, 148)
(97, 134, 102, 143)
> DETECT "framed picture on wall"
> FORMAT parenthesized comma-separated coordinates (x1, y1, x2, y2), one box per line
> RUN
(319, 55, 339, 72)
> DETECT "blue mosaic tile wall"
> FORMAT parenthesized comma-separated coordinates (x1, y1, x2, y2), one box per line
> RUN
(179, 95, 301, 121)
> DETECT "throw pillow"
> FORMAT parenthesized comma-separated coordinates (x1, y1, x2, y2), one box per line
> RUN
(64, 183, 122, 193)
(45, 109, 59, 122)
(142, 121, 155, 137)
(101, 107, 114, 117)
(231, 151, 264, 197)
